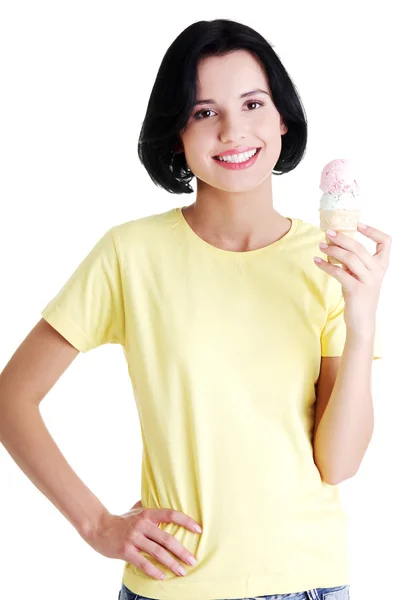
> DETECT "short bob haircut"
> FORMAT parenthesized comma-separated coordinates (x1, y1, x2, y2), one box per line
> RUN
(138, 18, 308, 194)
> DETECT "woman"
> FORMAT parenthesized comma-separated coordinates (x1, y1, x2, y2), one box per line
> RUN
(1, 18, 390, 600)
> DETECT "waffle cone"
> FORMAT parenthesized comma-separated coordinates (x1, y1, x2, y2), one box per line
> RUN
(319, 208, 362, 266)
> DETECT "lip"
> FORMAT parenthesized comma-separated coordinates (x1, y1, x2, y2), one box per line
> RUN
(213, 147, 261, 170)
(213, 146, 261, 157)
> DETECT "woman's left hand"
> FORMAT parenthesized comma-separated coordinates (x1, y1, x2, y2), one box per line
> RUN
(314, 222, 392, 336)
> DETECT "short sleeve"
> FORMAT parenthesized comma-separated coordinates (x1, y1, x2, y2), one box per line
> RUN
(321, 290, 383, 360)
(41, 227, 125, 352)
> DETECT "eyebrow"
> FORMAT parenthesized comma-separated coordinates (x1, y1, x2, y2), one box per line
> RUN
(193, 89, 270, 107)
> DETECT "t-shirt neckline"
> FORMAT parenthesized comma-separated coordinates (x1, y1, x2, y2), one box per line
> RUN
(175, 206, 299, 258)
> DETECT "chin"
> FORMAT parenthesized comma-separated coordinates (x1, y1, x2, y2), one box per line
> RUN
(212, 180, 264, 194)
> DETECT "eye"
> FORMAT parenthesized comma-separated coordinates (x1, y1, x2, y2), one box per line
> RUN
(246, 101, 263, 110)
(193, 100, 264, 120)
(193, 108, 216, 120)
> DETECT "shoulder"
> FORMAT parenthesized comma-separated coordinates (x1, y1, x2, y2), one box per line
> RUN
(288, 217, 343, 308)
(286, 217, 328, 266)
(291, 218, 326, 245)
(110, 207, 178, 248)
(283, 217, 328, 265)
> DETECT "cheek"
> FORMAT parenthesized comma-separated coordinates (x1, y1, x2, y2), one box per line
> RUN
(184, 138, 211, 164)
(181, 147, 204, 175)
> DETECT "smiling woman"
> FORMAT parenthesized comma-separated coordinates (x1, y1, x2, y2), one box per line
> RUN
(3, 16, 371, 600)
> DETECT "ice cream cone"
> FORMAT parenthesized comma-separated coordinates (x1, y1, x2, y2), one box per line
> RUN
(319, 208, 361, 266)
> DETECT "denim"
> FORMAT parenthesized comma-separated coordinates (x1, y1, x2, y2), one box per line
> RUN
(118, 582, 350, 600)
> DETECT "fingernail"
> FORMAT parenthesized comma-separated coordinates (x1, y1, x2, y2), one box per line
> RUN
(177, 566, 187, 576)
(194, 525, 202, 533)
(358, 222, 367, 229)
(188, 556, 197, 565)
(326, 229, 337, 237)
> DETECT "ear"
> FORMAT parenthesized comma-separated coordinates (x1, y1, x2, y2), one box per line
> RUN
(173, 137, 184, 154)
(280, 119, 288, 136)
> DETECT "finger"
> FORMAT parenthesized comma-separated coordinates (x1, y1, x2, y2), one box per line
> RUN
(357, 223, 392, 264)
(137, 534, 189, 577)
(325, 230, 375, 270)
(319, 243, 370, 282)
(313, 256, 358, 287)
(125, 544, 167, 580)
(153, 508, 202, 533)
(145, 524, 196, 568)
(145, 525, 197, 575)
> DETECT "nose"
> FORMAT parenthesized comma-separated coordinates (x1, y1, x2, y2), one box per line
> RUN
(218, 113, 247, 145)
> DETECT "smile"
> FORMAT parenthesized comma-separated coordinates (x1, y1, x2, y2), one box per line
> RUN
(212, 147, 261, 170)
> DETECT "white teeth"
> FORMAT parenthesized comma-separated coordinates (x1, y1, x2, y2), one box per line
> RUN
(216, 149, 258, 163)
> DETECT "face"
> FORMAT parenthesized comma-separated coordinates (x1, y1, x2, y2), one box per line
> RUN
(178, 49, 288, 193)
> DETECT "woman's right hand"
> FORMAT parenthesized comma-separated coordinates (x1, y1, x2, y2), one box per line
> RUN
(84, 500, 202, 580)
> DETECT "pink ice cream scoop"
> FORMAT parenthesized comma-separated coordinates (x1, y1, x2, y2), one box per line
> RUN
(319, 158, 362, 266)
(319, 158, 360, 195)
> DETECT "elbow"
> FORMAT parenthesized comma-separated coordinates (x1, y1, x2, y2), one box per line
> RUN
(322, 468, 358, 485)
(315, 458, 358, 485)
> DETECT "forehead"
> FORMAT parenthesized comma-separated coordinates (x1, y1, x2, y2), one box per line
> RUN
(196, 50, 268, 90)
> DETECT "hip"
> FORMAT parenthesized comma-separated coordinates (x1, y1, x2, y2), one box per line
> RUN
(118, 582, 350, 600)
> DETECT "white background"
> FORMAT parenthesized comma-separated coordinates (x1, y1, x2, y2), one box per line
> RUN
(0, 2, 398, 599)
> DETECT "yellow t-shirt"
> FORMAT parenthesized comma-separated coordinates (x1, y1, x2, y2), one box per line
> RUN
(41, 207, 382, 600)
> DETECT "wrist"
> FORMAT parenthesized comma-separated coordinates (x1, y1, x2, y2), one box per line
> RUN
(345, 326, 376, 344)
(79, 506, 112, 543)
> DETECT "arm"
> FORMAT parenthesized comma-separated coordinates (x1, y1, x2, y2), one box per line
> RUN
(0, 318, 109, 541)
(313, 329, 376, 485)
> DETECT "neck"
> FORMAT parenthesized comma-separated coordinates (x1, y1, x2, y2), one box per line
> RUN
(181, 179, 291, 253)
